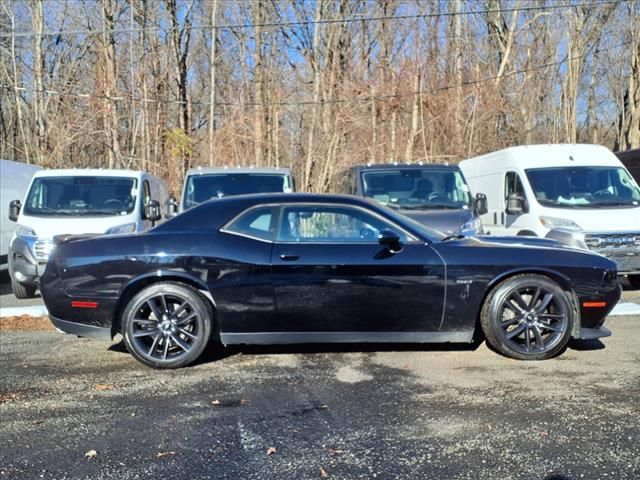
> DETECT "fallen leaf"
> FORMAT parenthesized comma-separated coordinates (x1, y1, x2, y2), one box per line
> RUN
(156, 451, 176, 458)
(240, 399, 249, 405)
(85, 450, 98, 459)
(320, 467, 329, 477)
(266, 447, 277, 456)
(326, 448, 344, 455)
(211, 400, 221, 405)
(94, 384, 114, 391)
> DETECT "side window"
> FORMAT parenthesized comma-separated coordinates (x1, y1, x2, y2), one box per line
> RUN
(142, 180, 151, 206)
(224, 206, 278, 242)
(505, 172, 525, 200)
(278, 205, 407, 243)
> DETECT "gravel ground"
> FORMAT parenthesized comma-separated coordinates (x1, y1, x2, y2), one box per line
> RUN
(0, 302, 638, 479)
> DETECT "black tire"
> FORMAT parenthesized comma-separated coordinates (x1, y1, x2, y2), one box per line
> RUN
(11, 277, 37, 299)
(122, 282, 213, 369)
(480, 274, 574, 360)
(628, 275, 640, 290)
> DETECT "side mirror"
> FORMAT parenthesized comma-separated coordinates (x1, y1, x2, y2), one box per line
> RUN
(378, 229, 402, 253)
(8, 200, 21, 222)
(505, 193, 525, 215)
(144, 200, 162, 223)
(475, 193, 488, 216)
(165, 197, 179, 219)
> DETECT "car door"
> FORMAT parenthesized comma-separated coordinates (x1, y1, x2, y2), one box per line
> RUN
(270, 203, 445, 340)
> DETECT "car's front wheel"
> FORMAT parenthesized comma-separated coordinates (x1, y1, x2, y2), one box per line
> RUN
(480, 274, 574, 360)
(11, 277, 37, 299)
(122, 282, 213, 369)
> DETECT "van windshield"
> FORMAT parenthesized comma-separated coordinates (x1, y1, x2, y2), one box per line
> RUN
(183, 173, 291, 209)
(525, 167, 640, 208)
(361, 169, 472, 210)
(24, 176, 137, 216)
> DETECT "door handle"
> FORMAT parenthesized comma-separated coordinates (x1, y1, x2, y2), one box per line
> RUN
(279, 254, 299, 261)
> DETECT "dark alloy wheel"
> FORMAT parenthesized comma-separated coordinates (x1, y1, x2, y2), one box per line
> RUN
(481, 274, 574, 360)
(122, 282, 213, 369)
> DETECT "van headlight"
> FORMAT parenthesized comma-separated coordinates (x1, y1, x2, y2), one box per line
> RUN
(539, 216, 581, 230)
(460, 217, 483, 235)
(15, 225, 37, 239)
(105, 223, 136, 235)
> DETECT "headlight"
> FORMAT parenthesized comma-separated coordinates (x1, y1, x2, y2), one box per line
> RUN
(105, 223, 136, 235)
(15, 224, 37, 238)
(460, 217, 483, 235)
(539, 216, 581, 230)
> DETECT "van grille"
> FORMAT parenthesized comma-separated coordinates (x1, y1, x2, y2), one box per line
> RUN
(584, 233, 640, 255)
(33, 239, 54, 260)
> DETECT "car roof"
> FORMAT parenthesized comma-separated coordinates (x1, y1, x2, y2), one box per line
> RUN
(185, 166, 292, 176)
(32, 168, 146, 178)
(349, 163, 459, 172)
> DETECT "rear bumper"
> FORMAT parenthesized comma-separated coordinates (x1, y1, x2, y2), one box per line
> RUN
(50, 316, 112, 341)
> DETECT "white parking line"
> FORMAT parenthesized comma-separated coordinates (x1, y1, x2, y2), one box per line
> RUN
(0, 305, 48, 318)
(610, 303, 640, 316)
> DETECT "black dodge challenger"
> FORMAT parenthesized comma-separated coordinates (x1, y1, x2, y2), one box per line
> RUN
(40, 194, 621, 368)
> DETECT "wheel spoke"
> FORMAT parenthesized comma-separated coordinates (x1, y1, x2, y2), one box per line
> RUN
(170, 333, 191, 352)
(511, 292, 529, 312)
(178, 328, 197, 340)
(524, 326, 531, 350)
(532, 325, 545, 350)
(147, 334, 161, 356)
(505, 323, 526, 339)
(538, 322, 563, 333)
(176, 311, 198, 326)
(500, 316, 521, 326)
(529, 287, 541, 309)
(535, 293, 554, 313)
(132, 318, 157, 326)
(133, 328, 160, 338)
(159, 294, 168, 314)
(147, 298, 165, 321)
(162, 337, 170, 360)
(538, 313, 566, 320)
(171, 301, 189, 319)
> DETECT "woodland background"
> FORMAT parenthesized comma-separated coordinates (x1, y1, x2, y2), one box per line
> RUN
(1, 0, 639, 193)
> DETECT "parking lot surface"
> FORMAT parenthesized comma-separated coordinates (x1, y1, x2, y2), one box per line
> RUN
(0, 292, 638, 479)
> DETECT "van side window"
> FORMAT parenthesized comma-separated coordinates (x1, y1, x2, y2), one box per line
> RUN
(505, 172, 525, 200)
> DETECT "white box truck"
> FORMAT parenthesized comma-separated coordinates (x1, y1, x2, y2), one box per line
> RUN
(0, 160, 42, 270)
(7, 169, 168, 298)
(460, 144, 640, 288)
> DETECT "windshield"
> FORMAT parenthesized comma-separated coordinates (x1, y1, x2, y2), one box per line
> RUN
(24, 176, 137, 216)
(361, 169, 472, 210)
(183, 173, 291, 209)
(525, 167, 640, 208)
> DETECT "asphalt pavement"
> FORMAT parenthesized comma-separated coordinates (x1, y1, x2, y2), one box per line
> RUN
(0, 311, 638, 479)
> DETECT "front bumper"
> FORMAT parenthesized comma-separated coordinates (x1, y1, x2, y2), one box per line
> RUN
(9, 237, 43, 286)
(50, 316, 112, 341)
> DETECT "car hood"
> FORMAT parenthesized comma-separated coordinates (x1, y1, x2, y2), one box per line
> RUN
(442, 235, 596, 254)
(399, 208, 473, 234)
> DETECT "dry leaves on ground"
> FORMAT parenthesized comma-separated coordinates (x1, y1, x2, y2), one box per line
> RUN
(0, 316, 54, 332)
(156, 451, 176, 458)
(266, 447, 277, 456)
(85, 450, 98, 459)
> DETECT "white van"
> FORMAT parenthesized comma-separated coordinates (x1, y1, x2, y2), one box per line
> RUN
(460, 144, 640, 288)
(168, 166, 294, 216)
(7, 169, 168, 298)
(0, 160, 42, 270)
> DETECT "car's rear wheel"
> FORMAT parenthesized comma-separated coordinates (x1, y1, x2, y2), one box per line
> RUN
(122, 282, 213, 369)
(480, 274, 574, 360)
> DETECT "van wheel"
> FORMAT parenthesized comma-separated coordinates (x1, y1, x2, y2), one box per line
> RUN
(122, 282, 213, 369)
(629, 276, 640, 290)
(481, 274, 574, 360)
(11, 278, 37, 299)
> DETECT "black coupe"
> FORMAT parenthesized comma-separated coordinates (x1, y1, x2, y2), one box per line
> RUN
(40, 194, 621, 368)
